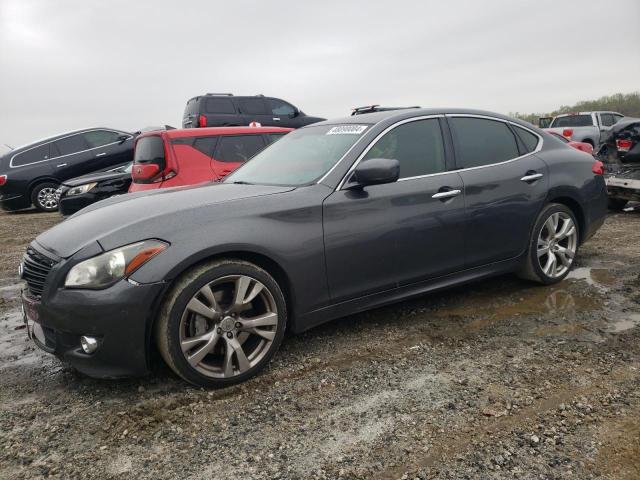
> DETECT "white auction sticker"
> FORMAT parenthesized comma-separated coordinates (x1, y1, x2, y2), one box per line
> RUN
(326, 125, 368, 135)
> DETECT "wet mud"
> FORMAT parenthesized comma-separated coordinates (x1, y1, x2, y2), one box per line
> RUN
(0, 209, 639, 479)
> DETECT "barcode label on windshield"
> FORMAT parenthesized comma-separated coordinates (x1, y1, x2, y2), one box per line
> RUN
(326, 125, 368, 135)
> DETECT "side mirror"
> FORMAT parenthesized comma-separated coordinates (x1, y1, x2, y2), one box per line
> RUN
(118, 135, 129, 144)
(346, 158, 400, 189)
(289, 108, 300, 118)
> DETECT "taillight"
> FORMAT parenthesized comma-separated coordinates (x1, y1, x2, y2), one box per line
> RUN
(616, 139, 633, 152)
(132, 164, 161, 182)
(0, 174, 6, 186)
(592, 160, 604, 175)
(562, 129, 573, 138)
(198, 115, 207, 127)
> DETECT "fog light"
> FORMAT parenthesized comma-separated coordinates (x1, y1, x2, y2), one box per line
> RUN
(80, 336, 99, 354)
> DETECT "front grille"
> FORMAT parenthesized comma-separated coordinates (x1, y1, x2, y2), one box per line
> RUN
(22, 247, 58, 298)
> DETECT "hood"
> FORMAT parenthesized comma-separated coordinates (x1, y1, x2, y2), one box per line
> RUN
(36, 182, 294, 258)
(62, 169, 129, 187)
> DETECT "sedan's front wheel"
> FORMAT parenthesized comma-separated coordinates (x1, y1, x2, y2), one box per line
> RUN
(518, 203, 579, 285)
(156, 260, 287, 387)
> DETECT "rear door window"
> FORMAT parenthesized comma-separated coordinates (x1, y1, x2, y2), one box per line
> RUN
(239, 98, 268, 115)
(362, 118, 446, 179)
(215, 135, 266, 162)
(205, 98, 236, 114)
(599, 113, 615, 127)
(54, 134, 90, 156)
(11, 143, 51, 167)
(134, 136, 165, 169)
(192, 136, 219, 157)
(450, 117, 520, 169)
(267, 99, 295, 116)
(513, 126, 540, 153)
(84, 130, 122, 148)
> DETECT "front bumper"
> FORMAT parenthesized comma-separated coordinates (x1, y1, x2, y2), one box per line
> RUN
(26, 279, 166, 378)
(58, 192, 98, 216)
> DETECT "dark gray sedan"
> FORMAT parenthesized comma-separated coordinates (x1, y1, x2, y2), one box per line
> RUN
(20, 109, 607, 387)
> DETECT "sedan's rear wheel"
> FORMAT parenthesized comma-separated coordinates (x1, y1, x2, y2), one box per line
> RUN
(156, 260, 287, 387)
(518, 203, 579, 284)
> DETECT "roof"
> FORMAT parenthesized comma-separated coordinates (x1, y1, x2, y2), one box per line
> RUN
(311, 108, 537, 129)
(138, 126, 293, 139)
(7, 127, 131, 153)
(554, 111, 622, 117)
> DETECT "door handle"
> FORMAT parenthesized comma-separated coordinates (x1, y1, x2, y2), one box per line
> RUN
(273, 117, 280, 121)
(56, 163, 67, 168)
(96, 152, 107, 157)
(520, 173, 543, 182)
(432, 189, 461, 200)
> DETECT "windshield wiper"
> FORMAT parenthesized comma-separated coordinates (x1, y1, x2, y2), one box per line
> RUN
(231, 180, 254, 185)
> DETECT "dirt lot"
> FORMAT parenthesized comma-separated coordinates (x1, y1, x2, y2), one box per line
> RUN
(1, 208, 639, 480)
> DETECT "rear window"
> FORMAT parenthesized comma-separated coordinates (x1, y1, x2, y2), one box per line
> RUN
(134, 136, 165, 169)
(184, 98, 200, 116)
(551, 115, 593, 128)
(205, 98, 236, 114)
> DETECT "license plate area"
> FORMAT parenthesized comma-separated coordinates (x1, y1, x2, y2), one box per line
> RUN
(21, 291, 49, 348)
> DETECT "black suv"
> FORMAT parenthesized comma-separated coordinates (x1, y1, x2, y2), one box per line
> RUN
(0, 129, 134, 212)
(182, 93, 325, 129)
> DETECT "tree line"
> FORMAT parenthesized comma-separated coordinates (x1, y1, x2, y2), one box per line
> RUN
(511, 92, 640, 125)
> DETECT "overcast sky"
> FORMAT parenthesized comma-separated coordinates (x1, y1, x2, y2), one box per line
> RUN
(1, 0, 639, 148)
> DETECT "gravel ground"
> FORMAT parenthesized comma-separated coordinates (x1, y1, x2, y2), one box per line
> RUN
(1, 208, 639, 479)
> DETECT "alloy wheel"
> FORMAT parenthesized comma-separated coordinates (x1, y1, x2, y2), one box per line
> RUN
(178, 275, 278, 378)
(537, 212, 577, 278)
(37, 187, 59, 210)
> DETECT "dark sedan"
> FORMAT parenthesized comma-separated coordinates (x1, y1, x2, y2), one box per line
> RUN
(19, 109, 607, 387)
(57, 162, 132, 216)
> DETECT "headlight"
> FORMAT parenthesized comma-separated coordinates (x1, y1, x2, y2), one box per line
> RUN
(65, 240, 168, 289)
(66, 182, 97, 197)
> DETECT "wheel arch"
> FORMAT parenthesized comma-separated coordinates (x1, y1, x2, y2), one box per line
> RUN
(28, 176, 61, 195)
(545, 194, 586, 243)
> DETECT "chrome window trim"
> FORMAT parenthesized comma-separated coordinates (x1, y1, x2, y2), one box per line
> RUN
(9, 129, 133, 169)
(335, 115, 445, 191)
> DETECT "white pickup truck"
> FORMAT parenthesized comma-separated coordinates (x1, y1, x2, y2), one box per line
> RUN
(542, 111, 624, 149)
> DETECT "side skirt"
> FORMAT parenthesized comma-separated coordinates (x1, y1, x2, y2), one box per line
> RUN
(292, 255, 524, 334)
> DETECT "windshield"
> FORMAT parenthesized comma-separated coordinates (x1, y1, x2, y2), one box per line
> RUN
(551, 115, 593, 128)
(224, 124, 368, 186)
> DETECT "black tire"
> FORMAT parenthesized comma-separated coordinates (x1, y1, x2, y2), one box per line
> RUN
(156, 259, 287, 388)
(607, 197, 628, 211)
(518, 203, 579, 285)
(30, 182, 60, 212)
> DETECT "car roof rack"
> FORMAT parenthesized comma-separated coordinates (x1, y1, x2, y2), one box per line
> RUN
(351, 105, 421, 116)
(205, 93, 233, 96)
